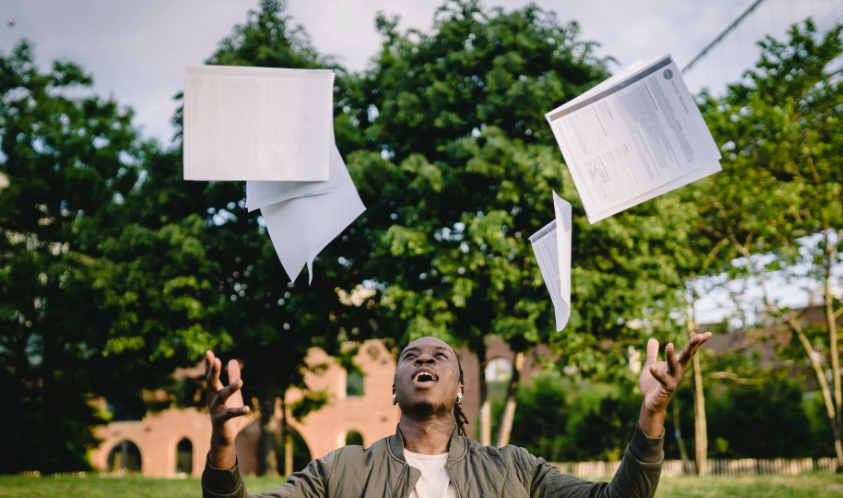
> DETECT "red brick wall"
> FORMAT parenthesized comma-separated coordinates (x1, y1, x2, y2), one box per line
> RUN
(92, 338, 546, 476)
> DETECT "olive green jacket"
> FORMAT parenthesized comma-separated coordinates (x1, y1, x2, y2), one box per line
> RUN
(202, 424, 664, 498)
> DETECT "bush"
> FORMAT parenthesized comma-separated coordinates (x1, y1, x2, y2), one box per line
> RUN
(509, 371, 639, 462)
(508, 368, 835, 462)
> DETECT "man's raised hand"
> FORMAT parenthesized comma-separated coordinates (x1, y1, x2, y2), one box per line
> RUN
(205, 350, 250, 448)
(637, 332, 712, 436)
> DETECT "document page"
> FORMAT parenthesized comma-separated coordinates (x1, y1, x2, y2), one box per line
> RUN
(261, 143, 365, 284)
(530, 193, 573, 331)
(246, 128, 345, 212)
(545, 55, 721, 223)
(183, 65, 335, 181)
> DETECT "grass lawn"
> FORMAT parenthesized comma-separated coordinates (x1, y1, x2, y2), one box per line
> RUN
(1, 473, 842, 497)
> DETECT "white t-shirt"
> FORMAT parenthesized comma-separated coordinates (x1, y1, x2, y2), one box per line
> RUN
(403, 449, 457, 498)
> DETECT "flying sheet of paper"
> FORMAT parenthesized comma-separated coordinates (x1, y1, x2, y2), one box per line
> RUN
(530, 193, 573, 331)
(245, 128, 345, 212)
(246, 177, 339, 212)
(183, 65, 335, 181)
(260, 143, 365, 284)
(545, 55, 722, 223)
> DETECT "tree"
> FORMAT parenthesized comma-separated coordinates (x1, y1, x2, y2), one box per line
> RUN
(706, 367, 821, 459)
(697, 20, 843, 468)
(0, 41, 213, 472)
(348, 0, 698, 446)
(147, 0, 370, 476)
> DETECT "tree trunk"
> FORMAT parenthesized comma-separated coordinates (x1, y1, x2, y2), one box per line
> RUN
(685, 283, 708, 476)
(257, 381, 279, 477)
(672, 399, 692, 474)
(477, 341, 491, 446)
(496, 352, 524, 448)
(285, 433, 294, 476)
(825, 276, 842, 433)
(281, 394, 293, 476)
(793, 321, 843, 470)
(692, 352, 708, 476)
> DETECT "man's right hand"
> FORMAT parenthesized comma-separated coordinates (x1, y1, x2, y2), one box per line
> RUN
(205, 350, 251, 469)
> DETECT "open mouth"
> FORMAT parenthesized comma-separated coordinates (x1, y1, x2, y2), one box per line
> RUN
(413, 371, 439, 383)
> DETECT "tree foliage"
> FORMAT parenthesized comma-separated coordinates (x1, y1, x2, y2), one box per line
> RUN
(0, 41, 210, 472)
(696, 20, 843, 464)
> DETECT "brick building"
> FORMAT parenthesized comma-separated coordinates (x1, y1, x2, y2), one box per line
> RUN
(90, 337, 546, 477)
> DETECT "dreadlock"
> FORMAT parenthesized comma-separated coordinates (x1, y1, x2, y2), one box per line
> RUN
(454, 355, 469, 437)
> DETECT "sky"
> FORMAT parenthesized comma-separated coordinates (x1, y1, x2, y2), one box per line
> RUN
(3, 0, 839, 145)
(2, 0, 841, 323)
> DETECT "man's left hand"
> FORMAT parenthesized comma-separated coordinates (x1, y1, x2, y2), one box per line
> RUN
(637, 332, 712, 436)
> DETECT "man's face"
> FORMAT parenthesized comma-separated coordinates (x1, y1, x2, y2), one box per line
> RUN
(393, 337, 462, 415)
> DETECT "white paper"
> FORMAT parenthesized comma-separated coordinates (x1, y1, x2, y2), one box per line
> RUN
(530, 193, 573, 331)
(247, 180, 339, 212)
(586, 160, 722, 222)
(260, 143, 365, 284)
(545, 55, 721, 223)
(246, 134, 346, 212)
(183, 65, 335, 181)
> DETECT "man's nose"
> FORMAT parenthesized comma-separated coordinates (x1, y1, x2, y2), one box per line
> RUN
(414, 353, 435, 365)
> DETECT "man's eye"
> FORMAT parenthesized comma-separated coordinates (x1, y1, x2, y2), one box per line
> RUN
(405, 353, 416, 359)
(436, 353, 446, 358)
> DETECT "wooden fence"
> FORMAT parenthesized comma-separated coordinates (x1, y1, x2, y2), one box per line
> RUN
(552, 458, 840, 478)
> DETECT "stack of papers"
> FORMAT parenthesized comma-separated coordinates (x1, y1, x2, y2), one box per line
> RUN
(544, 55, 722, 224)
(534, 55, 722, 330)
(183, 65, 365, 283)
(183, 65, 334, 181)
(529, 193, 572, 332)
(251, 142, 364, 284)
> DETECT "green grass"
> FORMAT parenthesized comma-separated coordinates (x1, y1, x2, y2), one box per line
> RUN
(1, 473, 842, 498)
(656, 474, 843, 498)
(0, 475, 286, 498)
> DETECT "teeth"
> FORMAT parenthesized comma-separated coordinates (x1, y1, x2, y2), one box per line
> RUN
(413, 372, 437, 382)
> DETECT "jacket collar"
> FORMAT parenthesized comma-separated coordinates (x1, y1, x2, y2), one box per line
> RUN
(387, 423, 468, 465)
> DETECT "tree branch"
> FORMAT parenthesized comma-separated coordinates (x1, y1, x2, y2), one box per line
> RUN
(708, 371, 764, 384)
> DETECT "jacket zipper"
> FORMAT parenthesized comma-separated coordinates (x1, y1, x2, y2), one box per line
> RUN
(396, 465, 409, 498)
(445, 465, 462, 498)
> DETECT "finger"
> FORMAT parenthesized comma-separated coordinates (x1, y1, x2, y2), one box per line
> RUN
(666, 343, 678, 376)
(211, 358, 224, 390)
(692, 332, 713, 354)
(678, 332, 712, 365)
(650, 364, 670, 388)
(205, 351, 214, 377)
(206, 355, 224, 407)
(644, 338, 659, 367)
(216, 406, 251, 423)
(213, 378, 244, 408)
(227, 359, 242, 384)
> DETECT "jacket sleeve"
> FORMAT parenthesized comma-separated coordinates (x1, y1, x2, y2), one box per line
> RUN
(516, 423, 664, 498)
(201, 451, 336, 498)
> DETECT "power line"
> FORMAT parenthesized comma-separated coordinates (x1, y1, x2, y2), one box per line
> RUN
(818, 1, 843, 32)
(817, 0, 843, 32)
(688, 0, 756, 57)
(682, 0, 768, 74)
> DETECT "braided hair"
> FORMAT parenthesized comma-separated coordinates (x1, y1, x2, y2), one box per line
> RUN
(454, 355, 469, 437)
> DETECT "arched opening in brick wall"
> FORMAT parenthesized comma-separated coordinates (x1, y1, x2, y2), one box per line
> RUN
(276, 426, 313, 474)
(176, 438, 193, 475)
(345, 430, 364, 446)
(337, 430, 365, 448)
(346, 370, 364, 397)
(106, 440, 142, 473)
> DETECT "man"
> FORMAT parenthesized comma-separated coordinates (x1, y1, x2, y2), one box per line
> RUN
(202, 332, 711, 498)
